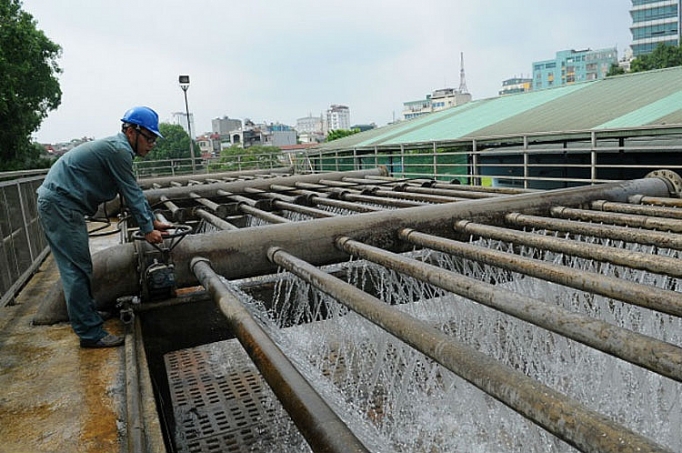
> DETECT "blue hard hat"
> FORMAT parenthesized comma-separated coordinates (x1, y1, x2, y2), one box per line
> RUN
(121, 106, 164, 138)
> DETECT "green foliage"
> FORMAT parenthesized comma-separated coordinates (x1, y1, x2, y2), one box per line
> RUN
(214, 145, 282, 171)
(0, 0, 62, 171)
(606, 63, 626, 77)
(630, 43, 682, 73)
(144, 123, 193, 161)
(326, 128, 361, 142)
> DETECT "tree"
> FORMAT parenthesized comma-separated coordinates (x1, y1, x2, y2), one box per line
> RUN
(144, 123, 193, 161)
(326, 128, 361, 142)
(606, 63, 625, 77)
(630, 43, 682, 73)
(0, 0, 62, 171)
(216, 145, 281, 171)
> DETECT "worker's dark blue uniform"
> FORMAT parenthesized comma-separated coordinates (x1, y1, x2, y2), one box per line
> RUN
(37, 132, 155, 342)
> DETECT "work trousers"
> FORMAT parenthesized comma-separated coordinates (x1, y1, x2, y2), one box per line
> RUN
(37, 193, 105, 342)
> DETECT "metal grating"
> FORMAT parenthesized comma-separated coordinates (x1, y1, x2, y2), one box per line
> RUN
(165, 340, 310, 453)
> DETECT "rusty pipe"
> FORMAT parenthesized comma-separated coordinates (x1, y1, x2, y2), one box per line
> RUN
(244, 188, 338, 218)
(189, 192, 229, 218)
(629, 194, 682, 208)
(341, 177, 501, 200)
(506, 212, 682, 251)
(194, 208, 239, 230)
(454, 219, 682, 278)
(337, 234, 682, 382)
(552, 206, 682, 233)
(143, 168, 389, 206)
(269, 184, 384, 213)
(400, 227, 682, 317)
(136, 166, 294, 189)
(216, 189, 292, 224)
(591, 199, 682, 219)
(190, 257, 371, 453)
(159, 195, 186, 223)
(293, 181, 423, 208)
(267, 246, 672, 453)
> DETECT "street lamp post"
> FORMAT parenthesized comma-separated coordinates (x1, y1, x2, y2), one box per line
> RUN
(178, 75, 196, 173)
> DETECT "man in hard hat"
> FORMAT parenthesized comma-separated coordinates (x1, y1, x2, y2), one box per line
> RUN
(37, 106, 171, 348)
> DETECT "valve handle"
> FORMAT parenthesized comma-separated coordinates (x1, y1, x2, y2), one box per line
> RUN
(132, 224, 192, 252)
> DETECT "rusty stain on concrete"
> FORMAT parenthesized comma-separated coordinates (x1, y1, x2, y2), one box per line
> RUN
(0, 253, 126, 453)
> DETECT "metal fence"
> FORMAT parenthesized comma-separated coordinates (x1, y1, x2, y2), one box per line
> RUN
(0, 175, 49, 307)
(303, 130, 682, 190)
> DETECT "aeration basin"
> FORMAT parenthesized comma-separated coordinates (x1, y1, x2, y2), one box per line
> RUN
(40, 168, 682, 452)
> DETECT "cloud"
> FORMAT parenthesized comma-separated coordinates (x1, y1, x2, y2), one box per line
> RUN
(21, 0, 632, 142)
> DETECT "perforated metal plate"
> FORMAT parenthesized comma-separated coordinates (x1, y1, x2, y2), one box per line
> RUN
(165, 340, 310, 453)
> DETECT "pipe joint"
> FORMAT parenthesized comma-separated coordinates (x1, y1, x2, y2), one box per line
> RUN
(646, 169, 682, 198)
(190, 256, 212, 273)
(266, 246, 283, 263)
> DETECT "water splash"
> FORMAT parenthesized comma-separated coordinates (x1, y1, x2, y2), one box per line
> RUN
(221, 229, 682, 452)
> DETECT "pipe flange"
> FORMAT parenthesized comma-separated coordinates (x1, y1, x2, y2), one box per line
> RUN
(646, 169, 682, 198)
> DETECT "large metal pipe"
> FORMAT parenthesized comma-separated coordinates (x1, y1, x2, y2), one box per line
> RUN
(267, 246, 673, 453)
(400, 227, 682, 317)
(190, 257, 371, 453)
(454, 219, 682, 277)
(336, 234, 682, 382)
(34, 175, 675, 324)
(506, 212, 682, 251)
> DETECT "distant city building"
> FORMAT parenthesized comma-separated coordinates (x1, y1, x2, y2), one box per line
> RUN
(499, 77, 533, 96)
(532, 48, 618, 90)
(228, 121, 296, 148)
(630, 0, 681, 57)
(296, 114, 324, 134)
(402, 87, 472, 121)
(266, 123, 297, 147)
(326, 105, 350, 132)
(212, 116, 242, 138)
(170, 112, 196, 139)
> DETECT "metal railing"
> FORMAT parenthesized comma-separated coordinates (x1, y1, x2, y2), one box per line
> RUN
(133, 153, 288, 180)
(0, 175, 49, 307)
(3, 130, 682, 306)
(302, 131, 682, 190)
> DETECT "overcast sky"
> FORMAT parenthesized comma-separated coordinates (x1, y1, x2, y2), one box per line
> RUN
(22, 0, 632, 143)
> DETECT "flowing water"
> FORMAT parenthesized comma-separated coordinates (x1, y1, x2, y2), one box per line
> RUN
(212, 228, 682, 452)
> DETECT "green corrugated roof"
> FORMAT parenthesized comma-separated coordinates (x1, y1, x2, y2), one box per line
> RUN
(315, 66, 682, 151)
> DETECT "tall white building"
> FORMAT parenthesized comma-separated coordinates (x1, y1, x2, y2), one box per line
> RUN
(326, 105, 350, 132)
(296, 114, 324, 134)
(170, 112, 196, 139)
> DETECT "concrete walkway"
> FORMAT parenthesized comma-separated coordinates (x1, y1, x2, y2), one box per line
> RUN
(0, 247, 126, 452)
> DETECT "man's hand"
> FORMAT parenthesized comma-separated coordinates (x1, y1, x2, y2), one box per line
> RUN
(144, 229, 165, 244)
(153, 220, 173, 231)
(145, 220, 173, 244)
